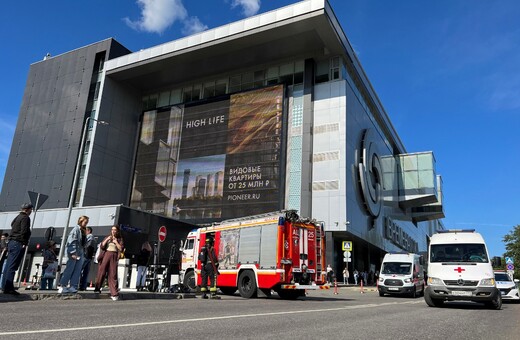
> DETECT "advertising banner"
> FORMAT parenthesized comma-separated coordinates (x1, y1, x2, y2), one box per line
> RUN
(131, 85, 285, 222)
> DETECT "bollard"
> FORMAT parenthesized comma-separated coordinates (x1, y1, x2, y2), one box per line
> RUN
(334, 279, 338, 295)
(360, 280, 364, 294)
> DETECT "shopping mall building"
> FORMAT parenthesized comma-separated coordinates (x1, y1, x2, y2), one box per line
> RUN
(0, 0, 444, 279)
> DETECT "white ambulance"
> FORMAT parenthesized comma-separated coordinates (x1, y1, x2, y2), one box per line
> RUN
(424, 229, 501, 309)
(378, 252, 425, 298)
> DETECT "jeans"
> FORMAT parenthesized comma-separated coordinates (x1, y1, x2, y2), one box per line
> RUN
(0, 261, 7, 290)
(60, 254, 84, 289)
(40, 277, 54, 290)
(1, 240, 25, 292)
(79, 258, 92, 290)
(136, 265, 148, 287)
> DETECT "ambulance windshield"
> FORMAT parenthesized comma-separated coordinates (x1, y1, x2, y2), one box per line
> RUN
(381, 262, 411, 275)
(430, 244, 488, 263)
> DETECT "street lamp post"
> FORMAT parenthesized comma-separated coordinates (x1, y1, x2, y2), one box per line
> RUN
(55, 117, 108, 287)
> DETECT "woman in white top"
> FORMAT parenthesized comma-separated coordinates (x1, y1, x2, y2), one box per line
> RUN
(94, 225, 124, 300)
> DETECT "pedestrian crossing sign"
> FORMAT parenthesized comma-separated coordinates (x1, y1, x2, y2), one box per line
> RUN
(342, 241, 353, 251)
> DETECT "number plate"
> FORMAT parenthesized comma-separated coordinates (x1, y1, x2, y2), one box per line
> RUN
(388, 287, 399, 291)
(451, 291, 471, 296)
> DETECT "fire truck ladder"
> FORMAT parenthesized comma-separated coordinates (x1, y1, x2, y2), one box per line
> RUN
(213, 210, 290, 226)
(315, 226, 323, 280)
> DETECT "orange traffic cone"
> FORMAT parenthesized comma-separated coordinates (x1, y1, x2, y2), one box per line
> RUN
(360, 280, 364, 294)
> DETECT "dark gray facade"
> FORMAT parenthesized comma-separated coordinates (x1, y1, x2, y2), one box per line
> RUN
(0, 39, 131, 211)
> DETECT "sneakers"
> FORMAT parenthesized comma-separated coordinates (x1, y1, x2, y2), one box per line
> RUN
(58, 286, 77, 294)
(57, 286, 69, 294)
(111, 295, 119, 301)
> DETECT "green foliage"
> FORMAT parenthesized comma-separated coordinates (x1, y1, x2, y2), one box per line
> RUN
(502, 224, 520, 280)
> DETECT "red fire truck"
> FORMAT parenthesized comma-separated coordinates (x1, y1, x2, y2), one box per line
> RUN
(180, 210, 329, 299)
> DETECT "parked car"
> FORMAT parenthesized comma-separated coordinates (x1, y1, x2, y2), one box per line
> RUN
(494, 271, 520, 301)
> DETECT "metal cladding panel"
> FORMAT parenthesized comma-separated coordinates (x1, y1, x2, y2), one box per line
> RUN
(238, 226, 261, 264)
(259, 223, 278, 268)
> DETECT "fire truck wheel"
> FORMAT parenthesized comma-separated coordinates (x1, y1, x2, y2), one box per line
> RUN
(183, 270, 197, 292)
(219, 287, 237, 295)
(238, 270, 257, 298)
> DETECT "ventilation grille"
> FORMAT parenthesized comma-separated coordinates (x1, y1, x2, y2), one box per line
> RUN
(312, 180, 339, 191)
(314, 123, 339, 134)
(313, 151, 340, 162)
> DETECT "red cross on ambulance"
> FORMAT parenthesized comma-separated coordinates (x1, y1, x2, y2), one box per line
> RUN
(454, 267, 465, 273)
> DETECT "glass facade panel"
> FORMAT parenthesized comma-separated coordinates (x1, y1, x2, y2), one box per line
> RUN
(418, 170, 434, 189)
(170, 89, 182, 104)
(404, 171, 418, 190)
(417, 152, 434, 170)
(401, 154, 418, 171)
(158, 91, 170, 107)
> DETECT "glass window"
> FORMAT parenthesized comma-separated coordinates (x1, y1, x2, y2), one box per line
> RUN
(280, 63, 294, 76)
(215, 78, 228, 96)
(315, 60, 329, 83)
(417, 153, 434, 170)
(170, 89, 182, 104)
(203, 81, 215, 98)
(158, 91, 170, 107)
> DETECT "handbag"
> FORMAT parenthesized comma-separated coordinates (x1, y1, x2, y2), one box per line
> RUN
(96, 247, 106, 263)
(42, 262, 58, 279)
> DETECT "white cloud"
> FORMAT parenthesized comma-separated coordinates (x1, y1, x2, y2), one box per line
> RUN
(182, 17, 209, 36)
(231, 0, 261, 17)
(124, 0, 188, 34)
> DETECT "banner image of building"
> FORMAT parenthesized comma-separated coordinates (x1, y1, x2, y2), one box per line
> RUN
(0, 0, 445, 279)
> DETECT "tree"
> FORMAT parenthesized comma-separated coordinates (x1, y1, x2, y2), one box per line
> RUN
(502, 224, 520, 280)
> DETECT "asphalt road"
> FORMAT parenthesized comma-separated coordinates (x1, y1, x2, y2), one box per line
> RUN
(1, 287, 519, 340)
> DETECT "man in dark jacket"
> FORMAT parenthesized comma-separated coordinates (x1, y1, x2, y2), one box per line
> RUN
(199, 238, 219, 299)
(1, 203, 33, 295)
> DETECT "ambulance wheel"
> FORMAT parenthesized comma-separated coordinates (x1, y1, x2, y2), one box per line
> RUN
(378, 290, 385, 297)
(219, 287, 237, 295)
(183, 271, 196, 292)
(424, 289, 443, 307)
(238, 270, 257, 299)
(486, 294, 502, 310)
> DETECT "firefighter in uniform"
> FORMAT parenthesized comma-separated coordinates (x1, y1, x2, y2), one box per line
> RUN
(199, 238, 219, 299)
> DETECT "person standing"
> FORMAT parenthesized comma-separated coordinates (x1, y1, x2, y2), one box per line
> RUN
(353, 269, 359, 285)
(40, 241, 58, 290)
(136, 241, 152, 291)
(94, 225, 124, 301)
(0, 233, 9, 289)
(326, 264, 333, 284)
(79, 227, 96, 290)
(58, 215, 89, 294)
(198, 238, 218, 299)
(1, 203, 33, 295)
(343, 267, 349, 284)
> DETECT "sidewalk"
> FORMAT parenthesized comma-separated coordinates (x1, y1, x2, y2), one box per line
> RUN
(0, 288, 195, 302)
(1, 284, 379, 302)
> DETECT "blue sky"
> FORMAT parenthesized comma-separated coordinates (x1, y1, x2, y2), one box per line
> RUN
(1, 0, 518, 256)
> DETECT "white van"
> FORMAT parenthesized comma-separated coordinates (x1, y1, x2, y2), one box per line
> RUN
(378, 252, 425, 298)
(424, 230, 501, 309)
